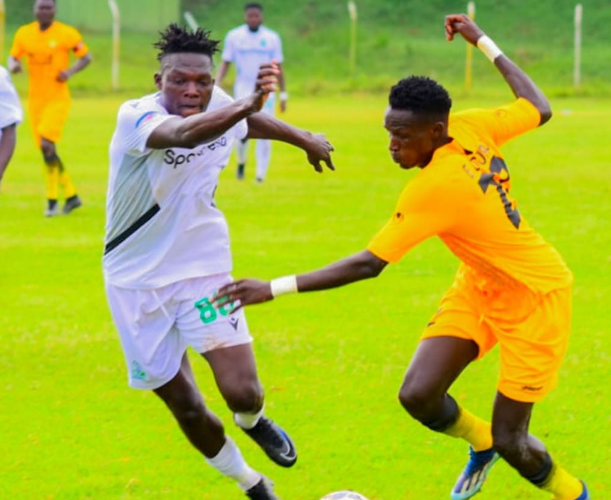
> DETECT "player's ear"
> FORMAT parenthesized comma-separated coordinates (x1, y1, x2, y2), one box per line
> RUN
(430, 121, 445, 141)
(154, 72, 162, 90)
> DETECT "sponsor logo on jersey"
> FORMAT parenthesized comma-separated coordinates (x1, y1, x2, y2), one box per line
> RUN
(164, 137, 228, 169)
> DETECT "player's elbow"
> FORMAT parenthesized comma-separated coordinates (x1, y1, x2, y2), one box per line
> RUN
(531, 96, 552, 126)
(538, 104, 552, 126)
(358, 251, 388, 279)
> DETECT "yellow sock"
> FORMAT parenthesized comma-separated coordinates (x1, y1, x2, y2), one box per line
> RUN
(59, 169, 77, 199)
(443, 407, 493, 452)
(540, 463, 583, 500)
(44, 162, 60, 200)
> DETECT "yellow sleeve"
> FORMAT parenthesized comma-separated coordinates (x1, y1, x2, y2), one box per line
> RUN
(453, 98, 541, 148)
(9, 27, 26, 59)
(366, 173, 461, 263)
(65, 26, 89, 58)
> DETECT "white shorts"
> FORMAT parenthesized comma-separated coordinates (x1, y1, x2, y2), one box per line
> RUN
(105, 273, 252, 390)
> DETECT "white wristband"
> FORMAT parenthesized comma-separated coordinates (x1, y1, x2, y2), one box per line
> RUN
(279, 91, 288, 101)
(476, 35, 503, 63)
(270, 275, 298, 297)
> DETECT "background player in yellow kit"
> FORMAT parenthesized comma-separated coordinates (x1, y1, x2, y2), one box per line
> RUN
(9, 0, 91, 217)
(213, 14, 589, 500)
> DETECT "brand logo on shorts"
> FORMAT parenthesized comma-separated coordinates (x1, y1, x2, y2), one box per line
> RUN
(229, 317, 240, 331)
(521, 385, 543, 392)
(131, 360, 147, 381)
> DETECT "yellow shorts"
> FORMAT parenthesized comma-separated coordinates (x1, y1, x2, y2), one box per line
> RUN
(421, 276, 572, 403)
(29, 98, 71, 146)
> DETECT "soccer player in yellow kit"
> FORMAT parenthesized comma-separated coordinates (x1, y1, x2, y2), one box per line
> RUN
(213, 14, 589, 500)
(9, 0, 91, 217)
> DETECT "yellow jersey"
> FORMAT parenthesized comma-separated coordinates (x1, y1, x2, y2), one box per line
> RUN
(10, 21, 89, 104)
(367, 98, 572, 295)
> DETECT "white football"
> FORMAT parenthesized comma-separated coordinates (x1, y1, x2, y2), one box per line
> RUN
(320, 492, 370, 500)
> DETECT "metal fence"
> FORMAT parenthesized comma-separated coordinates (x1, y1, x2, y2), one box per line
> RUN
(4, 0, 179, 31)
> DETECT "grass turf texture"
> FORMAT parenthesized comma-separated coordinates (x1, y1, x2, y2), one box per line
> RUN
(0, 94, 609, 499)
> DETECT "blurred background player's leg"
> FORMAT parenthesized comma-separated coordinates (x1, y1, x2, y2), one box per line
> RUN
(236, 138, 248, 179)
(38, 103, 82, 216)
(254, 95, 276, 183)
(29, 107, 58, 216)
(42, 156, 60, 217)
(41, 137, 81, 216)
(255, 140, 271, 183)
(233, 85, 250, 180)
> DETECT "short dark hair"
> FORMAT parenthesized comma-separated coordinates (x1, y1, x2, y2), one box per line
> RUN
(154, 24, 220, 62)
(244, 3, 263, 11)
(389, 76, 452, 120)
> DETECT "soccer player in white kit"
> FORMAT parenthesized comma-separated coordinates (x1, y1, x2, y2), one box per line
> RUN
(217, 3, 286, 182)
(103, 25, 334, 500)
(0, 66, 23, 193)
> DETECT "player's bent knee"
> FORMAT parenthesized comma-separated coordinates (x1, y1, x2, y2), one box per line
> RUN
(40, 143, 56, 161)
(397, 383, 437, 420)
(222, 381, 264, 413)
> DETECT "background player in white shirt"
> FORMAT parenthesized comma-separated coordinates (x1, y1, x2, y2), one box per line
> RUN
(103, 25, 334, 500)
(0, 66, 23, 193)
(217, 2, 286, 182)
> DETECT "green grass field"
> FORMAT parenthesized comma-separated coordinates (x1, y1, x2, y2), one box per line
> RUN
(1, 93, 610, 500)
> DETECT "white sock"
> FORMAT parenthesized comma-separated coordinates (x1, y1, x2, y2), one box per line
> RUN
(255, 139, 271, 180)
(205, 437, 261, 491)
(236, 140, 248, 165)
(234, 406, 264, 430)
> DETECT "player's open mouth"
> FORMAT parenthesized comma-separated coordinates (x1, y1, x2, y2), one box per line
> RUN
(180, 105, 202, 115)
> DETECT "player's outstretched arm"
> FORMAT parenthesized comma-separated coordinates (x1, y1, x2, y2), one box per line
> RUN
(445, 13, 551, 125)
(148, 96, 265, 150)
(212, 250, 387, 313)
(147, 64, 278, 150)
(247, 113, 335, 172)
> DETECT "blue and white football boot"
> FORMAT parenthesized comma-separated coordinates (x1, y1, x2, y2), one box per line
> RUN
(450, 446, 500, 500)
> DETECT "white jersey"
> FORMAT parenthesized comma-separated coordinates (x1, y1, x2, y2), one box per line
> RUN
(221, 24, 284, 98)
(0, 66, 22, 139)
(103, 86, 248, 289)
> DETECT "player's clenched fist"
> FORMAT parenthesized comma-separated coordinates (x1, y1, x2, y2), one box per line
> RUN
(444, 13, 485, 45)
(256, 61, 280, 93)
(245, 62, 280, 112)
